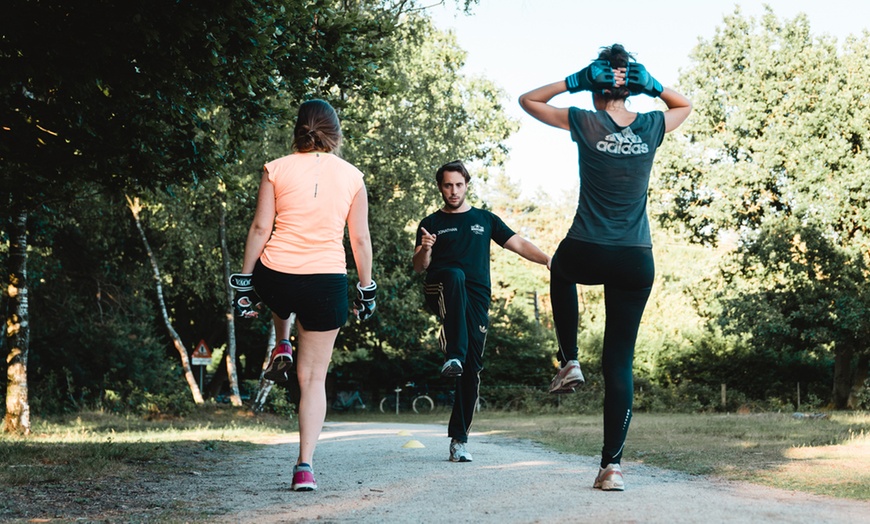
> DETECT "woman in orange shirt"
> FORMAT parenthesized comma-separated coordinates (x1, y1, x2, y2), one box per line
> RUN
(233, 99, 375, 492)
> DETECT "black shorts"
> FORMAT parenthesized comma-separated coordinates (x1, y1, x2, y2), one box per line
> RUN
(252, 260, 349, 331)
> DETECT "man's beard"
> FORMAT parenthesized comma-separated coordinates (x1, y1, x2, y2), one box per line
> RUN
(442, 195, 464, 210)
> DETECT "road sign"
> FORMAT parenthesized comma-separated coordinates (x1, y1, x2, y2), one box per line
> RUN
(191, 339, 212, 366)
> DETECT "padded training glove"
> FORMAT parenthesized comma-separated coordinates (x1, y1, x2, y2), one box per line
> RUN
(353, 280, 377, 321)
(625, 63, 663, 98)
(229, 273, 262, 319)
(565, 59, 615, 93)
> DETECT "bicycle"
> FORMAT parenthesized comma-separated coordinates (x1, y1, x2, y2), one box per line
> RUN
(433, 389, 487, 412)
(379, 382, 434, 414)
(331, 390, 366, 412)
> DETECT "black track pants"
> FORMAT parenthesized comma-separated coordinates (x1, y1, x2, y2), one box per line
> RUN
(424, 268, 489, 442)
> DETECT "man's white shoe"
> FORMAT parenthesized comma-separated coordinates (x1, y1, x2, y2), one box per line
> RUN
(449, 439, 473, 462)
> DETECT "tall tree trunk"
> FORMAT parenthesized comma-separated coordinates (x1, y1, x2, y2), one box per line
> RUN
(218, 199, 242, 407)
(831, 345, 854, 409)
(3, 210, 31, 434)
(847, 352, 868, 410)
(126, 196, 203, 404)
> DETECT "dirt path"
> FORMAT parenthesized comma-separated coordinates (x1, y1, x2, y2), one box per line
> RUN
(188, 421, 870, 524)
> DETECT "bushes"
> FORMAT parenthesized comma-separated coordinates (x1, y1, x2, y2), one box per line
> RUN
(483, 377, 831, 415)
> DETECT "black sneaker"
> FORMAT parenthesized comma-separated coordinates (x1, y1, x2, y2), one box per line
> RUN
(441, 358, 463, 378)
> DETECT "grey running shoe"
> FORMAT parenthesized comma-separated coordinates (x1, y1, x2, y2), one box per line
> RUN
(449, 439, 473, 462)
(593, 463, 625, 491)
(548, 360, 585, 394)
(441, 358, 463, 378)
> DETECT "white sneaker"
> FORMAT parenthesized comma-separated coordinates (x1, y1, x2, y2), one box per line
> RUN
(449, 439, 473, 462)
(548, 360, 585, 394)
(593, 463, 625, 491)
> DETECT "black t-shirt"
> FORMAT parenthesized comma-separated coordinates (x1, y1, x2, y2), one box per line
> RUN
(416, 207, 515, 291)
(567, 107, 666, 247)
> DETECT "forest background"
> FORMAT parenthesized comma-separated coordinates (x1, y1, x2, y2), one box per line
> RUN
(2, 0, 869, 435)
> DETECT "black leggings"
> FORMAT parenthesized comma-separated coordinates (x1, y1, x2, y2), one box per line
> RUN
(550, 238, 654, 467)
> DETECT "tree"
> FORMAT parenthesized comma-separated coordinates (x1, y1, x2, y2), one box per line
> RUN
(3, 212, 30, 434)
(653, 7, 870, 408)
(1, 0, 410, 429)
(127, 196, 205, 405)
(1, 0, 294, 431)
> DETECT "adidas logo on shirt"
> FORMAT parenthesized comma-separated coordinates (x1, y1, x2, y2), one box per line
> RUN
(596, 127, 649, 155)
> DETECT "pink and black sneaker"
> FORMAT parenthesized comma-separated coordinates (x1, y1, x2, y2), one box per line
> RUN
(264, 339, 294, 382)
(292, 463, 317, 491)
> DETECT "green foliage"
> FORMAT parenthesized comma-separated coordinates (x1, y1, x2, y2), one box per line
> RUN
(484, 300, 555, 387)
(16, 190, 187, 415)
(10, 2, 810, 415)
(652, 6, 870, 407)
(0, 1, 416, 415)
(242, 381, 296, 417)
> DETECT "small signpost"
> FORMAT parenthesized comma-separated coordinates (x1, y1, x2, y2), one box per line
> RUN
(192, 339, 212, 391)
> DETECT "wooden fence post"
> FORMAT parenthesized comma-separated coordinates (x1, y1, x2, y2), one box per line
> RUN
(797, 382, 801, 411)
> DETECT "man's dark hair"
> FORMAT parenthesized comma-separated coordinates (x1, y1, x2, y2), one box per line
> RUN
(436, 160, 471, 185)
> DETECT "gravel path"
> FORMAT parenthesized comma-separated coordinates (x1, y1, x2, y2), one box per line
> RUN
(205, 421, 870, 524)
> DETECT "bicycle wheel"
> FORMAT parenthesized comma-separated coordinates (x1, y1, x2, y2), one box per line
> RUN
(412, 395, 434, 414)
(380, 396, 398, 414)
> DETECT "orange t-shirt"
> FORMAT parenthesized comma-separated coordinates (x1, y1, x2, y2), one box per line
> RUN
(259, 152, 365, 274)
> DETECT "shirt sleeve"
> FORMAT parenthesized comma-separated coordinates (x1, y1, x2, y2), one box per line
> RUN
(567, 107, 585, 144)
(652, 110, 666, 148)
(489, 212, 516, 247)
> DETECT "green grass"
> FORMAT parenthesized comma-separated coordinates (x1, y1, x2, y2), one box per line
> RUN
(1, 409, 294, 481)
(0, 406, 299, 522)
(472, 411, 870, 500)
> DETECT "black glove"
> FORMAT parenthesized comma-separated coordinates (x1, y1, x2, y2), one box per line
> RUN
(565, 59, 615, 93)
(625, 63, 663, 98)
(353, 280, 377, 321)
(229, 273, 262, 319)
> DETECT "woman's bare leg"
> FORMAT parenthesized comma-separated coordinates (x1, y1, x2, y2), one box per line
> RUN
(295, 324, 338, 467)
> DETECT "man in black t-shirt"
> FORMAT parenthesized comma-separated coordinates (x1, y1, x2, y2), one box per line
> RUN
(413, 160, 551, 463)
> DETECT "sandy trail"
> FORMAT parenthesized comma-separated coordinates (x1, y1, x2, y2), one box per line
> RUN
(197, 421, 870, 524)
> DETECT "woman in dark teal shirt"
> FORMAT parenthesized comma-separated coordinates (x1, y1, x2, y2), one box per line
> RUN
(519, 43, 692, 491)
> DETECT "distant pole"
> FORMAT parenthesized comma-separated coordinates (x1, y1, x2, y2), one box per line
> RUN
(528, 291, 540, 323)
(797, 382, 801, 411)
(721, 383, 727, 408)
